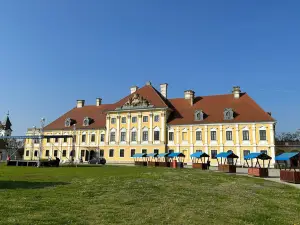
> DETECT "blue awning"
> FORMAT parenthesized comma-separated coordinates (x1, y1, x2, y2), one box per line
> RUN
(132, 153, 147, 158)
(190, 152, 210, 158)
(157, 153, 169, 158)
(244, 152, 272, 160)
(168, 152, 185, 158)
(275, 152, 299, 161)
(147, 153, 158, 157)
(216, 152, 239, 159)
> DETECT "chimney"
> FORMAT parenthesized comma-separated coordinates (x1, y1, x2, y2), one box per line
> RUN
(232, 86, 241, 99)
(184, 90, 195, 106)
(160, 83, 168, 99)
(96, 98, 102, 106)
(146, 81, 152, 86)
(130, 86, 138, 94)
(76, 100, 85, 108)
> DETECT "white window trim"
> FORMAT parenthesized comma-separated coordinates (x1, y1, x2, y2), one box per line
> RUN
(210, 128, 217, 142)
(242, 126, 250, 143)
(195, 128, 202, 142)
(259, 126, 268, 143)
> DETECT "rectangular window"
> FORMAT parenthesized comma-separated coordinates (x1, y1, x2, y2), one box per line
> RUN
(154, 149, 159, 154)
(62, 150, 67, 157)
(34, 139, 39, 144)
(261, 150, 268, 155)
(154, 131, 160, 141)
(55, 137, 59, 143)
(132, 116, 137, 123)
(54, 150, 58, 157)
(142, 131, 148, 141)
(196, 150, 202, 153)
(100, 150, 104, 157)
(100, 134, 105, 142)
(82, 134, 86, 143)
(243, 150, 250, 157)
(143, 116, 148, 122)
(131, 131, 137, 141)
(142, 149, 147, 154)
(243, 130, 249, 141)
(26, 151, 29, 156)
(120, 149, 124, 157)
(111, 118, 116, 124)
(34, 151, 38, 157)
(81, 150, 85, 157)
(121, 117, 126, 123)
(196, 131, 202, 141)
(47, 138, 51, 143)
(169, 132, 174, 141)
(226, 131, 232, 141)
(211, 131, 216, 141)
(131, 149, 135, 157)
(260, 130, 266, 141)
(120, 132, 126, 142)
(168, 149, 174, 153)
(211, 150, 217, 159)
(45, 150, 49, 157)
(109, 149, 114, 157)
(182, 132, 187, 141)
(63, 136, 68, 143)
(91, 134, 95, 142)
(154, 115, 159, 122)
(110, 132, 115, 142)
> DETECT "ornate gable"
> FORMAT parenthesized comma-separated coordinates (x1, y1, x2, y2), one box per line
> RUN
(116, 93, 154, 110)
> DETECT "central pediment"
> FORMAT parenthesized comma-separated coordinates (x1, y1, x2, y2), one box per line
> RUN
(116, 93, 154, 110)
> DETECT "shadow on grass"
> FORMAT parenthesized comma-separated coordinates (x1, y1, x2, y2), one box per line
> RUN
(0, 181, 69, 189)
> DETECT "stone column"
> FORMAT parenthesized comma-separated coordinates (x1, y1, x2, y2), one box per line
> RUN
(204, 125, 208, 154)
(105, 115, 110, 144)
(235, 124, 241, 165)
(189, 126, 194, 156)
(176, 127, 180, 151)
(161, 112, 166, 143)
(219, 125, 224, 152)
(270, 124, 275, 165)
(252, 124, 257, 152)
(127, 114, 131, 143)
(116, 115, 120, 144)
(149, 113, 153, 144)
(138, 114, 142, 143)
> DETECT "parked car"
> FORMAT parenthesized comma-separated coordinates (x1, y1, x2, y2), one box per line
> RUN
(88, 158, 106, 165)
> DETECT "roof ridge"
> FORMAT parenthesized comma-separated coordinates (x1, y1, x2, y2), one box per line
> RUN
(242, 93, 276, 121)
(148, 85, 169, 108)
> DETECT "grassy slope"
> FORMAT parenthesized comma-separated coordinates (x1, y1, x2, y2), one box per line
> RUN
(0, 165, 299, 225)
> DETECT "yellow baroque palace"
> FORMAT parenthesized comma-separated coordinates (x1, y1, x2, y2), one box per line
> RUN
(24, 82, 276, 166)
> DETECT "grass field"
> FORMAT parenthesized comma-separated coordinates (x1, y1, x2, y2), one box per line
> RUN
(0, 165, 300, 225)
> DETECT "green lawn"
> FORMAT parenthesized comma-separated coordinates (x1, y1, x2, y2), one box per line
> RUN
(0, 165, 300, 225)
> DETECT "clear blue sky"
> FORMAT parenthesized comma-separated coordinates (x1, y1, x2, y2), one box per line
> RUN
(1, 0, 299, 135)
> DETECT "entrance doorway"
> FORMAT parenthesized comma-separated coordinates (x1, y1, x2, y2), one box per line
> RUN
(85, 150, 90, 162)
(90, 150, 96, 160)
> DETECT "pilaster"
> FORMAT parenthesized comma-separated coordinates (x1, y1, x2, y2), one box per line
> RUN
(127, 114, 131, 143)
(138, 114, 142, 144)
(149, 113, 153, 144)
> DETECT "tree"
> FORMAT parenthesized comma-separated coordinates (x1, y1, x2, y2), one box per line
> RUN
(275, 130, 300, 141)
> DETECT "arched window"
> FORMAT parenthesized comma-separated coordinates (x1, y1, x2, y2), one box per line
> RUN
(224, 108, 234, 120)
(154, 127, 160, 141)
(131, 127, 137, 142)
(120, 128, 126, 142)
(110, 129, 116, 142)
(142, 127, 148, 141)
(195, 129, 202, 141)
(194, 110, 204, 121)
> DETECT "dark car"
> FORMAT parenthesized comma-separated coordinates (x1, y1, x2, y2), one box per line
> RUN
(88, 157, 106, 165)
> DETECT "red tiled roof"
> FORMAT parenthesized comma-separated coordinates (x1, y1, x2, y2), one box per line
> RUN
(167, 93, 275, 125)
(44, 85, 169, 130)
(44, 85, 275, 131)
(44, 104, 116, 131)
(114, 85, 169, 108)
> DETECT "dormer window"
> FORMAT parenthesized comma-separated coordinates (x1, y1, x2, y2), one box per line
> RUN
(224, 108, 234, 120)
(65, 118, 71, 127)
(83, 117, 91, 126)
(195, 110, 204, 121)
